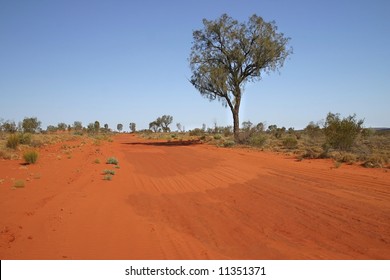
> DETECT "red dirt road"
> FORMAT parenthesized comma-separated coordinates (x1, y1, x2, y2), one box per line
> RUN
(0, 134, 389, 259)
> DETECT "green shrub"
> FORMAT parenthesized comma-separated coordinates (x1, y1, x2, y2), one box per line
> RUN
(223, 140, 235, 147)
(323, 112, 363, 150)
(189, 128, 204, 136)
(6, 134, 19, 149)
(103, 169, 115, 175)
(23, 150, 39, 164)
(249, 134, 267, 147)
(106, 157, 119, 165)
(103, 175, 112, 181)
(214, 134, 222, 140)
(283, 137, 298, 149)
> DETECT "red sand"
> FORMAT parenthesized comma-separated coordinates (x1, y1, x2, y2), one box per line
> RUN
(0, 134, 389, 259)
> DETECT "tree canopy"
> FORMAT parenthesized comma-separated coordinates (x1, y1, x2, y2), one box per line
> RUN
(189, 14, 292, 141)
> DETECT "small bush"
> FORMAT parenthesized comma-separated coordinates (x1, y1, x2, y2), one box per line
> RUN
(19, 133, 32, 145)
(103, 175, 112, 181)
(302, 147, 323, 159)
(6, 134, 19, 149)
(13, 180, 25, 188)
(214, 134, 222, 140)
(283, 137, 298, 149)
(23, 150, 39, 164)
(223, 140, 235, 147)
(249, 134, 267, 147)
(363, 155, 387, 168)
(103, 169, 115, 175)
(189, 128, 204, 136)
(106, 157, 118, 165)
(323, 112, 364, 151)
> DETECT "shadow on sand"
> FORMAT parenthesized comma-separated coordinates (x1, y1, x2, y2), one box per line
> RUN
(121, 139, 202, 147)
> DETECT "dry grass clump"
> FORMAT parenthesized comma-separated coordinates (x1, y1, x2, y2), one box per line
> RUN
(23, 150, 39, 164)
(6, 134, 20, 149)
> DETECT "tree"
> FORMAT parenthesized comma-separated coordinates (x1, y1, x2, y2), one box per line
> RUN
(117, 123, 123, 132)
(149, 121, 160, 132)
(94, 121, 100, 133)
(22, 117, 41, 133)
(159, 115, 173, 132)
(189, 14, 292, 142)
(104, 123, 109, 130)
(176, 123, 183, 132)
(129, 122, 136, 133)
(73, 121, 83, 131)
(47, 125, 57, 133)
(1, 120, 17, 133)
(242, 121, 253, 131)
(57, 122, 67, 131)
(87, 123, 95, 133)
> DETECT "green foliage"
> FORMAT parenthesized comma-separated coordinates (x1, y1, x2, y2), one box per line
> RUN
(117, 123, 123, 132)
(324, 113, 364, 151)
(94, 121, 100, 132)
(1, 120, 17, 133)
(73, 121, 83, 131)
(242, 121, 253, 131)
(103, 175, 112, 181)
(149, 115, 173, 132)
(106, 157, 119, 165)
(129, 122, 136, 133)
(214, 134, 222, 140)
(189, 128, 204, 136)
(23, 150, 39, 164)
(249, 134, 267, 147)
(47, 125, 57, 132)
(103, 169, 115, 175)
(22, 117, 41, 133)
(283, 137, 298, 149)
(189, 14, 292, 141)
(6, 134, 19, 149)
(57, 122, 67, 131)
(305, 122, 322, 139)
(19, 133, 32, 145)
(223, 140, 235, 147)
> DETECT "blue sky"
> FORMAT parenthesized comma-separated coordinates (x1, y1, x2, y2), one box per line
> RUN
(1, 0, 389, 131)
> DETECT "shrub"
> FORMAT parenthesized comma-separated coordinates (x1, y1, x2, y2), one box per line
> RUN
(214, 134, 222, 140)
(323, 112, 364, 150)
(23, 151, 39, 164)
(6, 134, 19, 149)
(363, 155, 387, 168)
(13, 180, 25, 188)
(189, 128, 204, 136)
(249, 134, 267, 147)
(19, 133, 32, 145)
(106, 157, 119, 165)
(283, 137, 298, 149)
(223, 140, 235, 147)
(103, 169, 115, 175)
(103, 175, 112, 181)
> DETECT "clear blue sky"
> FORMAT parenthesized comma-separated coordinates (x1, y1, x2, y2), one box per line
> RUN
(1, 0, 389, 131)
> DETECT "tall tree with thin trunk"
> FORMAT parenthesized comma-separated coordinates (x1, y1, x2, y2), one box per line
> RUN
(189, 14, 292, 142)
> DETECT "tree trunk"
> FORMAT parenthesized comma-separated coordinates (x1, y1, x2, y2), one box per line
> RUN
(232, 108, 240, 142)
(232, 90, 241, 142)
